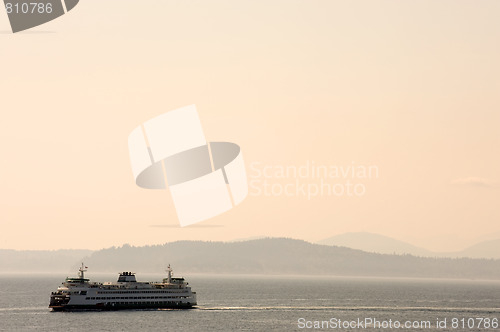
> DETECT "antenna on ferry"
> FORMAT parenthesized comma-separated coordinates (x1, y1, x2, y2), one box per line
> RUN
(79, 262, 88, 279)
(166, 264, 172, 284)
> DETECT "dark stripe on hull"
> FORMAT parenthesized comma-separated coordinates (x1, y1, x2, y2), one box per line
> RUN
(50, 302, 196, 311)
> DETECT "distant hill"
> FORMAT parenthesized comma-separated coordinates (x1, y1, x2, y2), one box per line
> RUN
(476, 231, 500, 242)
(0, 249, 93, 273)
(457, 239, 500, 259)
(80, 238, 500, 280)
(230, 236, 267, 242)
(318, 232, 500, 259)
(317, 232, 434, 256)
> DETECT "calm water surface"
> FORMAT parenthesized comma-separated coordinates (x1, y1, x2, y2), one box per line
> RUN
(0, 274, 498, 331)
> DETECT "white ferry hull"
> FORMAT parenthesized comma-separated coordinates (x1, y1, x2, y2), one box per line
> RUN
(49, 301, 196, 311)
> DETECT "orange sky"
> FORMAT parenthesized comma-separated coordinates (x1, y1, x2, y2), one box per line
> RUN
(1, 0, 499, 251)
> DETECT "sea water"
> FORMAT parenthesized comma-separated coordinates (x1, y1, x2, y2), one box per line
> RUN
(0, 274, 498, 331)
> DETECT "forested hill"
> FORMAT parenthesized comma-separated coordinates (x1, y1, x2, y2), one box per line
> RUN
(83, 238, 500, 280)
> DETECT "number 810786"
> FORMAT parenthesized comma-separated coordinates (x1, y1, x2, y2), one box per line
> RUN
(5, 2, 53, 14)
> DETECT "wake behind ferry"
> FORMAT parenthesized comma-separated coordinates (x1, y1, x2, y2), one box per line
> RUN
(49, 264, 197, 311)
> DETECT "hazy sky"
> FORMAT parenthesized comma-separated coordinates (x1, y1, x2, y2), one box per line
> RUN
(1, 0, 499, 251)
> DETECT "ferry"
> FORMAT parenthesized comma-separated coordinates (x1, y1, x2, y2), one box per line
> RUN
(49, 264, 197, 311)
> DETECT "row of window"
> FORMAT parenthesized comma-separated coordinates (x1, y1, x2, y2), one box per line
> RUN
(98, 301, 186, 305)
(85, 296, 189, 300)
(96, 290, 184, 294)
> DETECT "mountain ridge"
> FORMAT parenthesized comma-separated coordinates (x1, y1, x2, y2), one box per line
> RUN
(1, 238, 499, 279)
(79, 238, 500, 280)
(317, 232, 500, 259)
